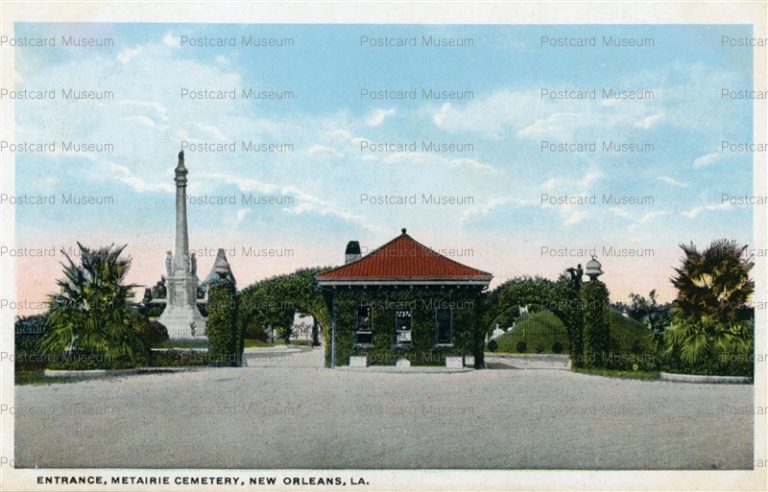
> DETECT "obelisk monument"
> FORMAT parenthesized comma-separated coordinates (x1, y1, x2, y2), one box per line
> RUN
(159, 150, 207, 339)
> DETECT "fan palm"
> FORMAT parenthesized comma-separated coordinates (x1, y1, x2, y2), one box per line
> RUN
(41, 242, 144, 364)
(666, 239, 753, 364)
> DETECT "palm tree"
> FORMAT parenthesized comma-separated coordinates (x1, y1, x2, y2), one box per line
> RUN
(665, 239, 753, 366)
(41, 243, 144, 365)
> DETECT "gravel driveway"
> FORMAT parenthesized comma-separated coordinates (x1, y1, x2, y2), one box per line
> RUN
(14, 352, 753, 469)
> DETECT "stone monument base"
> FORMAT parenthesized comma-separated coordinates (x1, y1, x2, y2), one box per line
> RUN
(159, 306, 207, 340)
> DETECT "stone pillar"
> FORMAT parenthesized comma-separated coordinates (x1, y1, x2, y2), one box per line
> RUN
(159, 150, 207, 340)
(173, 151, 189, 273)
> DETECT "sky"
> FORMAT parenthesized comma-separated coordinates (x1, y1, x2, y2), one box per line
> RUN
(9, 23, 756, 312)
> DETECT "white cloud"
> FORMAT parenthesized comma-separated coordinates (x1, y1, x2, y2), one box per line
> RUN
(538, 167, 603, 227)
(563, 208, 588, 226)
(432, 90, 540, 138)
(518, 113, 580, 139)
(365, 108, 396, 127)
(693, 152, 722, 169)
(126, 115, 159, 129)
(235, 208, 251, 225)
(638, 210, 672, 224)
(449, 158, 496, 173)
(117, 47, 142, 64)
(331, 129, 353, 140)
(634, 112, 665, 129)
(162, 32, 181, 47)
(681, 202, 733, 219)
(202, 172, 384, 233)
(308, 145, 342, 157)
(206, 173, 279, 194)
(119, 99, 168, 118)
(461, 197, 517, 222)
(542, 167, 603, 192)
(610, 207, 631, 218)
(628, 210, 672, 231)
(101, 160, 174, 193)
(657, 175, 690, 188)
(195, 123, 228, 142)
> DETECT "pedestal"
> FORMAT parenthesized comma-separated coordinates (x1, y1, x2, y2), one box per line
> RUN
(159, 274, 207, 340)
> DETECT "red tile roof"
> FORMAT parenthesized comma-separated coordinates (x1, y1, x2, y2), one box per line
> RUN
(316, 230, 492, 285)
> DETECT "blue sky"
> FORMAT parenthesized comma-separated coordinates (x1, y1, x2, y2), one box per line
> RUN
(12, 23, 755, 304)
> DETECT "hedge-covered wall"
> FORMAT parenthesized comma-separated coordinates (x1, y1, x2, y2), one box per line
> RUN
(323, 286, 483, 367)
(207, 278, 241, 367)
(581, 279, 611, 367)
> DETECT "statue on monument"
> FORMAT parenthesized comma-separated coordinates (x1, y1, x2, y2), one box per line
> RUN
(190, 252, 197, 275)
(165, 251, 173, 276)
(566, 263, 584, 289)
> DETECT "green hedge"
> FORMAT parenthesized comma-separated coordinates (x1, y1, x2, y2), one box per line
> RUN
(206, 279, 241, 367)
(581, 280, 611, 366)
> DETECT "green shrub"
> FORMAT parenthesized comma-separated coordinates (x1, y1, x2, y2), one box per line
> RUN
(144, 304, 164, 318)
(661, 319, 753, 377)
(15, 315, 50, 371)
(136, 320, 169, 348)
(552, 341, 564, 354)
(244, 323, 267, 341)
(516, 341, 527, 353)
(149, 349, 211, 367)
(486, 339, 498, 352)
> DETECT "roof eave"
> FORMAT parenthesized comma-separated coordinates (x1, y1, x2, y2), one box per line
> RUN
(316, 276, 492, 287)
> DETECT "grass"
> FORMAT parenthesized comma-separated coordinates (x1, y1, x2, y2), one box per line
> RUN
(156, 339, 209, 349)
(574, 367, 660, 380)
(15, 371, 82, 385)
(243, 338, 275, 348)
(490, 308, 656, 356)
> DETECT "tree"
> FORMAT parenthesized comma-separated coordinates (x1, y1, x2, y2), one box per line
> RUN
(485, 276, 555, 337)
(238, 267, 331, 345)
(41, 243, 145, 367)
(626, 290, 671, 347)
(664, 239, 754, 373)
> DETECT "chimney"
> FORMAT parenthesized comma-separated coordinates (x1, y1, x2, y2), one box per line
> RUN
(345, 240, 361, 264)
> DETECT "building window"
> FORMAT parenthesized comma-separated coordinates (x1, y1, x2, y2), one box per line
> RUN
(395, 308, 412, 345)
(356, 305, 372, 345)
(435, 308, 452, 345)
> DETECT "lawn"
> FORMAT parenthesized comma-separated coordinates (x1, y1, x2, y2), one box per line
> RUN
(243, 338, 275, 348)
(573, 367, 660, 380)
(15, 371, 82, 385)
(156, 339, 281, 349)
(156, 339, 209, 349)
